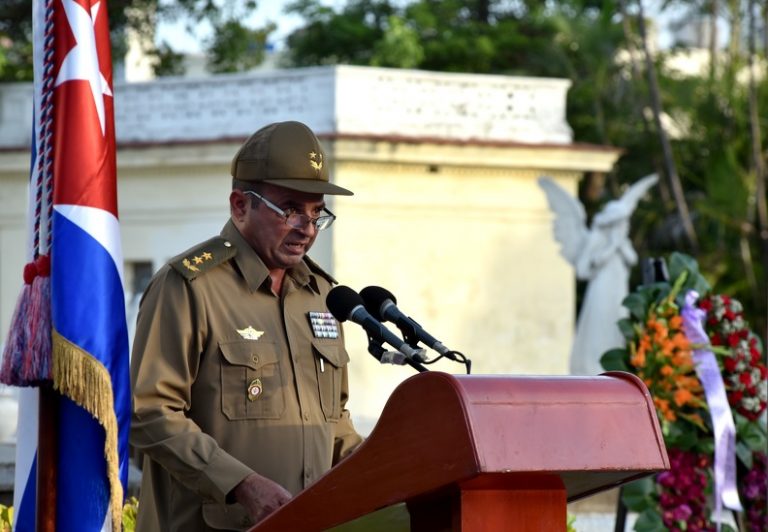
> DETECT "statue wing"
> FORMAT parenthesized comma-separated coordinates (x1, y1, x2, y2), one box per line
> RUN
(593, 173, 659, 226)
(537, 176, 588, 266)
(618, 173, 659, 210)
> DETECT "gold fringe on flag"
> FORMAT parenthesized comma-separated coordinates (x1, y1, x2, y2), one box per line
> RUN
(52, 330, 123, 532)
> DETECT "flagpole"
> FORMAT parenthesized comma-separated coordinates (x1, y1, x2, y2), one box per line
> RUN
(37, 385, 58, 532)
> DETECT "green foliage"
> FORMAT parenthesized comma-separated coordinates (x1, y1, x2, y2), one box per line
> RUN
(633, 508, 665, 532)
(566, 513, 576, 532)
(123, 496, 139, 532)
(663, 416, 707, 451)
(284, 0, 394, 67)
(621, 477, 656, 512)
(147, 42, 187, 77)
(206, 19, 275, 73)
(600, 347, 630, 371)
(0, 499, 139, 531)
(371, 16, 424, 68)
(0, 504, 11, 532)
(735, 411, 768, 453)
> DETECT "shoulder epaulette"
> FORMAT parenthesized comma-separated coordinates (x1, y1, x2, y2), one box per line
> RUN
(170, 236, 237, 281)
(303, 255, 338, 285)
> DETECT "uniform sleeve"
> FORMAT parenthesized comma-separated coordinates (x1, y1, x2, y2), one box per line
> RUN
(130, 268, 252, 503)
(332, 364, 364, 463)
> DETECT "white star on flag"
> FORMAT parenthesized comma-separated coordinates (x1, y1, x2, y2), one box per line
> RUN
(55, 0, 112, 135)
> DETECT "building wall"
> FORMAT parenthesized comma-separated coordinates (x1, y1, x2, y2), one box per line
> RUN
(326, 138, 617, 431)
(0, 65, 620, 435)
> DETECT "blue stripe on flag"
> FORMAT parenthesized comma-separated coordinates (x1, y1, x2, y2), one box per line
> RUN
(50, 211, 131, 520)
(57, 396, 111, 531)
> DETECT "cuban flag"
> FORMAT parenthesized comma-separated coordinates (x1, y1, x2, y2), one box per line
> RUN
(8, 1, 131, 531)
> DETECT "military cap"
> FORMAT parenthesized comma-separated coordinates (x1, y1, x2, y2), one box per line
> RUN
(231, 121, 353, 196)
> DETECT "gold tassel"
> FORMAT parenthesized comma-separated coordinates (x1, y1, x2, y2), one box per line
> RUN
(52, 330, 123, 532)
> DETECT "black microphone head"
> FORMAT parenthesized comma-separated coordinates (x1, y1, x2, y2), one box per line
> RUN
(360, 286, 397, 321)
(326, 286, 365, 322)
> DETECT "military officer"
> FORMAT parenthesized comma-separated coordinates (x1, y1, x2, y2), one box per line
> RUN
(130, 121, 363, 531)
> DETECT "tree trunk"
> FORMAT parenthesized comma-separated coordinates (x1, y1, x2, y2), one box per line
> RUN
(709, 0, 719, 78)
(763, 1, 768, 57)
(727, 0, 741, 62)
(747, 0, 768, 339)
(618, 1, 671, 205)
(634, 0, 699, 250)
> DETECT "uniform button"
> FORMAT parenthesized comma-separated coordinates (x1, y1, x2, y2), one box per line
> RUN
(223, 241, 232, 247)
(303, 413, 309, 421)
(252, 355, 259, 363)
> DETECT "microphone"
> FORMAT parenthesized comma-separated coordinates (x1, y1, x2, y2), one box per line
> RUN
(359, 286, 452, 358)
(326, 286, 427, 364)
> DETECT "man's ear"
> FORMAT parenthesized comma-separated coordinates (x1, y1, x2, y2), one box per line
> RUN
(230, 189, 249, 221)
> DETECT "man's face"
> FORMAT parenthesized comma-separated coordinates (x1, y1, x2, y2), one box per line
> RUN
(232, 183, 326, 271)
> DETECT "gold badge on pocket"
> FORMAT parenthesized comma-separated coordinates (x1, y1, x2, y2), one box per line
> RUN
(247, 378, 263, 401)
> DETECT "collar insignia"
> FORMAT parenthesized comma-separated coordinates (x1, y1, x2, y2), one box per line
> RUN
(308, 311, 339, 339)
(237, 326, 264, 341)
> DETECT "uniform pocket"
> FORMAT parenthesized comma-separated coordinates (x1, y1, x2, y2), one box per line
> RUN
(220, 340, 285, 420)
(311, 342, 350, 422)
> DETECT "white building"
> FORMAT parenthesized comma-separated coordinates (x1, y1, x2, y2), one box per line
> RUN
(0, 65, 620, 433)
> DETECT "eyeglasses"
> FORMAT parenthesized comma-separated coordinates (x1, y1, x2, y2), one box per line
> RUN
(244, 190, 336, 231)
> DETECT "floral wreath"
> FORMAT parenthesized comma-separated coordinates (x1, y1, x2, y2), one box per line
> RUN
(601, 253, 767, 532)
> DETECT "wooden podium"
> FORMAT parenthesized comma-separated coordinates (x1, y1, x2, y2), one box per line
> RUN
(250, 371, 669, 531)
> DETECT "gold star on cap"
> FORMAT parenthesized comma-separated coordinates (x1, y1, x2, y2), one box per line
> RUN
(309, 151, 323, 173)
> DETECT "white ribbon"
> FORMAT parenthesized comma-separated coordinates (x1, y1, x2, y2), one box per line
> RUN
(682, 290, 743, 528)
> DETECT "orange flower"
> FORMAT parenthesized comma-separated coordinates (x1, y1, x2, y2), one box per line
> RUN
(673, 388, 693, 407)
(654, 397, 676, 421)
(660, 365, 674, 376)
(679, 376, 703, 393)
(668, 315, 683, 330)
(671, 350, 693, 367)
(638, 334, 652, 352)
(671, 332, 690, 350)
(647, 318, 670, 344)
(660, 339, 675, 356)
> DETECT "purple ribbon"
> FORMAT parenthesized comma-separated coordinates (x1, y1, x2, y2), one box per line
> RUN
(681, 290, 743, 527)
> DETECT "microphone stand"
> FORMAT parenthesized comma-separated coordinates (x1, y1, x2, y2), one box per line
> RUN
(367, 337, 428, 373)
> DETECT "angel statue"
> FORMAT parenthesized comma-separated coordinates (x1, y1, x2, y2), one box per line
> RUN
(538, 174, 659, 375)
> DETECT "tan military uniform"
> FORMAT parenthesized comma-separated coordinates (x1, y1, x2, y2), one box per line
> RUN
(130, 220, 363, 531)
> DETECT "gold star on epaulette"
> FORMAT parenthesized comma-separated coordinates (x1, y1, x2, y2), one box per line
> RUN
(185, 252, 215, 269)
(171, 237, 236, 281)
(182, 258, 200, 272)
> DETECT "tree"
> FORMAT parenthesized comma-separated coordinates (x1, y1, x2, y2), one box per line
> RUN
(0, 0, 275, 80)
(279, 0, 768, 333)
(283, 0, 395, 67)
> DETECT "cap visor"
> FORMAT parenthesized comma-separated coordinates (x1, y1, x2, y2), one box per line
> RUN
(264, 178, 353, 196)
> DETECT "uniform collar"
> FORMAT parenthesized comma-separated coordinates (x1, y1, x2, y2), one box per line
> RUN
(221, 220, 319, 294)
